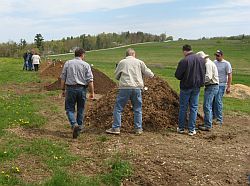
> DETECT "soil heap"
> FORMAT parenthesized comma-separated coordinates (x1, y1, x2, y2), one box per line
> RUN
(85, 76, 181, 132)
(42, 61, 116, 94)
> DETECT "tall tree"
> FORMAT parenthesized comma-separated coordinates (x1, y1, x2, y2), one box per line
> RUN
(34, 33, 44, 50)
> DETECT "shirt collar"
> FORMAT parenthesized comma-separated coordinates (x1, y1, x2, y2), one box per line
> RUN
(126, 56, 135, 59)
(75, 57, 82, 60)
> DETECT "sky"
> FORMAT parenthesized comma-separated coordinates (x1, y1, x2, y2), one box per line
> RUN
(0, 0, 250, 43)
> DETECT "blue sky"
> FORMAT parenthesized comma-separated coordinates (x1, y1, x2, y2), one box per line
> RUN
(0, 0, 250, 43)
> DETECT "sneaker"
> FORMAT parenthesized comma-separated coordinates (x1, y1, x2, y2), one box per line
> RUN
(106, 128, 120, 135)
(72, 125, 80, 139)
(135, 128, 143, 135)
(198, 125, 211, 131)
(188, 130, 197, 136)
(177, 127, 184, 134)
(213, 119, 223, 126)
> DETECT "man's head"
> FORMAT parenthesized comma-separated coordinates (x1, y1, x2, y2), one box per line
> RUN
(182, 44, 192, 56)
(196, 51, 209, 59)
(214, 49, 223, 61)
(75, 48, 86, 59)
(126, 48, 136, 57)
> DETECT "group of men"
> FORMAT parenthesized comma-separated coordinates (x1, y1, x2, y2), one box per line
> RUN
(60, 46, 232, 139)
(23, 50, 41, 71)
(175, 44, 232, 136)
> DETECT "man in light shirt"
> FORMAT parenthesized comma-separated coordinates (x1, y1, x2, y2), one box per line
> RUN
(196, 51, 219, 131)
(60, 48, 94, 139)
(106, 48, 154, 135)
(213, 50, 232, 125)
(31, 52, 41, 71)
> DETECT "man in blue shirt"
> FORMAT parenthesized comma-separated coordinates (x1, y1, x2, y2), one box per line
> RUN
(60, 48, 94, 139)
(175, 44, 205, 136)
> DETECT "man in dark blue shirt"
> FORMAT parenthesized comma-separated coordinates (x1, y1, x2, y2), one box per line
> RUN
(175, 44, 205, 136)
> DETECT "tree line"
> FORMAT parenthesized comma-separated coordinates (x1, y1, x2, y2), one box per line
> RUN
(0, 32, 173, 57)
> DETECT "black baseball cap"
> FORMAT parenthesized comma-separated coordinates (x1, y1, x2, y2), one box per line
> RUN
(214, 50, 223, 56)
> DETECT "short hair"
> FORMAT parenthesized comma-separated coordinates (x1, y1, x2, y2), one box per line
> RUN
(75, 48, 86, 57)
(182, 44, 192, 52)
(126, 48, 135, 57)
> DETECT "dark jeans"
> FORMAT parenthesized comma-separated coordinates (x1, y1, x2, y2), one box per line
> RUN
(34, 64, 39, 71)
(65, 86, 87, 129)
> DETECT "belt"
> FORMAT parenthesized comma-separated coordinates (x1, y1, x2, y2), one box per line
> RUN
(205, 83, 218, 87)
(66, 84, 87, 88)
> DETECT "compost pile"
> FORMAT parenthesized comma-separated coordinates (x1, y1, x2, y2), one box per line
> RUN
(85, 76, 181, 132)
(42, 61, 116, 94)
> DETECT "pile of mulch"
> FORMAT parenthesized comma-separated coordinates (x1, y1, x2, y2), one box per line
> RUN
(42, 61, 116, 94)
(85, 76, 182, 132)
(40, 60, 64, 79)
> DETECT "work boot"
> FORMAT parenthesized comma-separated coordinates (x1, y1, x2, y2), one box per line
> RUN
(72, 125, 80, 139)
(198, 125, 211, 131)
(135, 128, 143, 135)
(106, 128, 120, 135)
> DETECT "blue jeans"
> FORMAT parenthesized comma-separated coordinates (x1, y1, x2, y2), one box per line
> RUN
(113, 89, 142, 129)
(213, 85, 226, 124)
(178, 88, 200, 132)
(65, 86, 87, 129)
(203, 85, 219, 128)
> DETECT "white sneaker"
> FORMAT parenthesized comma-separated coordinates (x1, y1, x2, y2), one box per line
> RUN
(188, 130, 197, 136)
(177, 127, 184, 134)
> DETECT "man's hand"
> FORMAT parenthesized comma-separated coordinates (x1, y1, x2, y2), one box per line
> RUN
(89, 93, 95, 100)
(226, 87, 231, 94)
(62, 90, 66, 97)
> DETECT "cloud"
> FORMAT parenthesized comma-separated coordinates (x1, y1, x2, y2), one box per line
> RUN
(0, 0, 174, 18)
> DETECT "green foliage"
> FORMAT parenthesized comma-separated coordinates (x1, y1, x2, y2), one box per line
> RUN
(34, 33, 44, 51)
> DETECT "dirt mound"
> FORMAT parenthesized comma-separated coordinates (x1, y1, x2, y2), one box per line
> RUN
(92, 68, 116, 94)
(42, 61, 116, 94)
(86, 76, 181, 132)
(225, 84, 250, 99)
(40, 60, 64, 79)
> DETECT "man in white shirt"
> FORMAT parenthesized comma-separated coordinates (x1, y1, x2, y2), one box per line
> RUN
(106, 48, 154, 135)
(196, 51, 219, 131)
(31, 53, 41, 71)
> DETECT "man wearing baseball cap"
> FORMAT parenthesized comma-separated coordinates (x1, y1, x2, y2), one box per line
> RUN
(213, 49, 232, 125)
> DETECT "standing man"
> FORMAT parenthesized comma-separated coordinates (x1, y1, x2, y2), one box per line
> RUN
(23, 51, 28, 70)
(60, 48, 94, 139)
(106, 48, 154, 135)
(196, 51, 219, 131)
(213, 50, 232, 125)
(175, 44, 205, 136)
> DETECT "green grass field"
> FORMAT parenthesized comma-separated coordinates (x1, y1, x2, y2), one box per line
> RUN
(0, 39, 250, 185)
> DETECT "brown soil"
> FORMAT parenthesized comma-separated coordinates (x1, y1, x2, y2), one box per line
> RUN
(86, 76, 203, 132)
(42, 61, 116, 94)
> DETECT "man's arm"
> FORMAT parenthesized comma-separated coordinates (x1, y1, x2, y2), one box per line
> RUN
(88, 81, 94, 99)
(175, 59, 186, 80)
(115, 62, 122, 80)
(141, 62, 154, 78)
(226, 73, 232, 94)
